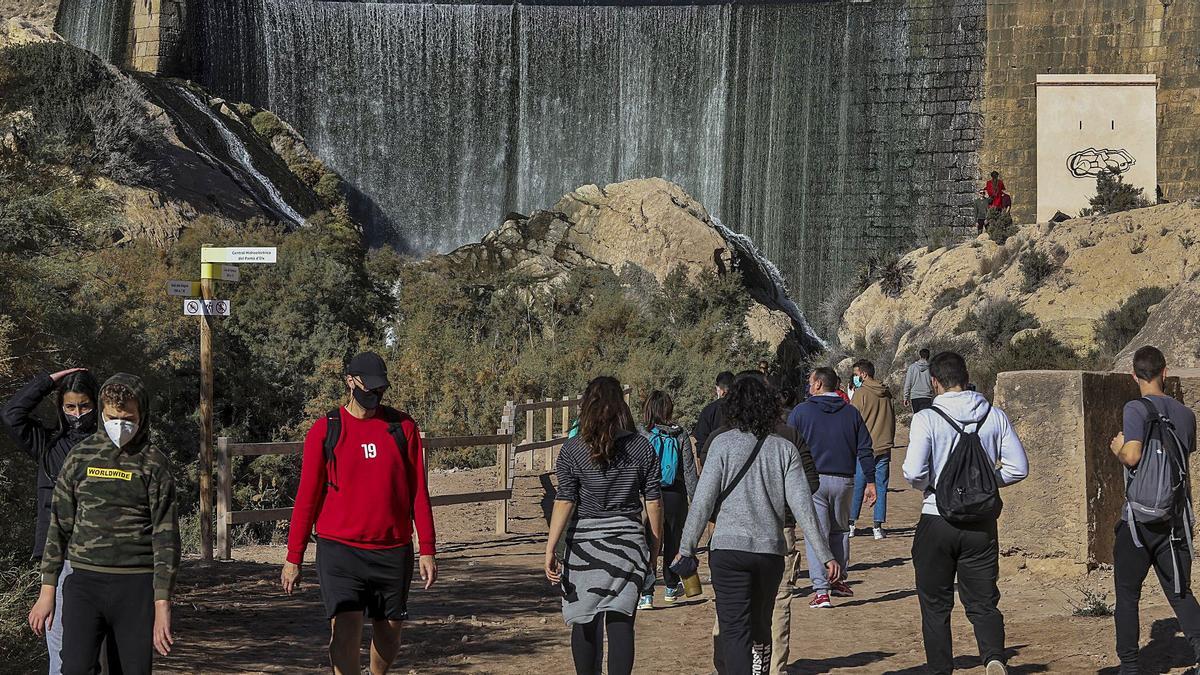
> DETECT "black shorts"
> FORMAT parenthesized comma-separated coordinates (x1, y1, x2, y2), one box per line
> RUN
(316, 538, 414, 621)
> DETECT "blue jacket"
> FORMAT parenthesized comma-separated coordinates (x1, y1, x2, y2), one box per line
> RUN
(787, 394, 875, 480)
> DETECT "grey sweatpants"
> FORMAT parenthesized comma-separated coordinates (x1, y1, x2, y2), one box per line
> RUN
(48, 560, 72, 675)
(804, 475, 853, 593)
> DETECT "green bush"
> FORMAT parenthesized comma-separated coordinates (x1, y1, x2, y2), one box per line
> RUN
(973, 330, 1089, 396)
(932, 281, 975, 311)
(250, 110, 285, 140)
(1094, 286, 1169, 355)
(1019, 248, 1060, 292)
(1080, 170, 1151, 217)
(956, 299, 1039, 349)
(314, 172, 343, 206)
(855, 253, 914, 298)
(986, 208, 1017, 245)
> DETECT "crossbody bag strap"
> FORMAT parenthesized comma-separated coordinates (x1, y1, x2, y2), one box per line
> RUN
(711, 435, 768, 520)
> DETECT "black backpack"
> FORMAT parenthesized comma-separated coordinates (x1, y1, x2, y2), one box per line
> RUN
(322, 407, 411, 491)
(930, 405, 1003, 524)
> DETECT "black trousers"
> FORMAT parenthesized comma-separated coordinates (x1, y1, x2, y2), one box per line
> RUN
(61, 569, 155, 675)
(710, 549, 784, 675)
(659, 489, 688, 588)
(1114, 519, 1200, 671)
(570, 611, 635, 675)
(912, 514, 1005, 674)
(911, 398, 934, 413)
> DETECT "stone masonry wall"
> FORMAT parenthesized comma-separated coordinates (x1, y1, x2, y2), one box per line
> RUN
(982, 0, 1200, 225)
(127, 0, 184, 74)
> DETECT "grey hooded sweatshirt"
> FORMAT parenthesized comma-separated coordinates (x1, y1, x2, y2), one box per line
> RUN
(903, 359, 934, 400)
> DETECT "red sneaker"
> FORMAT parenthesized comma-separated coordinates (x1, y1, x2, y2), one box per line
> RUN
(809, 593, 832, 609)
(831, 581, 854, 598)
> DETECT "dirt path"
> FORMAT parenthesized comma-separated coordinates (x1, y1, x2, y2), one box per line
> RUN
(158, 440, 1197, 674)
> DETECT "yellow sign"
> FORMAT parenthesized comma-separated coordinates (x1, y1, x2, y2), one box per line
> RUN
(87, 467, 133, 481)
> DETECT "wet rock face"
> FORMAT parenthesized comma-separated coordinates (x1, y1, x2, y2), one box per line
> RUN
(426, 178, 824, 354)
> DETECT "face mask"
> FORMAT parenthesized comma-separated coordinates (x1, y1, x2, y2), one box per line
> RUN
(352, 386, 382, 411)
(852, 375, 863, 388)
(66, 410, 97, 432)
(104, 418, 138, 448)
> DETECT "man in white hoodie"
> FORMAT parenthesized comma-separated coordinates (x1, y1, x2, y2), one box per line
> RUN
(902, 351, 1029, 675)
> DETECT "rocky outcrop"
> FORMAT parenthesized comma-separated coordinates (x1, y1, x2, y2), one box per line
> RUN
(841, 200, 1200, 366)
(1113, 280, 1200, 371)
(0, 16, 59, 45)
(427, 178, 824, 353)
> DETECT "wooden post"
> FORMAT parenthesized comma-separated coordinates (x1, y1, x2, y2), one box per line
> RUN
(216, 437, 232, 561)
(496, 424, 509, 535)
(561, 396, 570, 441)
(198, 273, 215, 561)
(525, 399, 534, 470)
(544, 400, 554, 471)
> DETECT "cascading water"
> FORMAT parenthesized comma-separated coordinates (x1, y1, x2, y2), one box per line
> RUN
(172, 87, 306, 226)
(54, 0, 129, 64)
(62, 0, 985, 314)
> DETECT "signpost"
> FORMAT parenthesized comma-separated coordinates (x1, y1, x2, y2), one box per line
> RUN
(186, 246, 276, 560)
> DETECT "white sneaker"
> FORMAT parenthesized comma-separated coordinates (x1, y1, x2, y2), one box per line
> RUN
(873, 527, 885, 540)
(985, 660, 1008, 675)
(848, 522, 856, 538)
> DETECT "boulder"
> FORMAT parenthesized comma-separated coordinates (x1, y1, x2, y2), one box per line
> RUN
(0, 16, 61, 48)
(1113, 280, 1200, 371)
(428, 178, 824, 353)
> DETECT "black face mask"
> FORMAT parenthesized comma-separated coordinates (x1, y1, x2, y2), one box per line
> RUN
(66, 409, 98, 434)
(352, 387, 382, 411)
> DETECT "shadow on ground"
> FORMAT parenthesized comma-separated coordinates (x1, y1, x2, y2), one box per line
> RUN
(159, 549, 562, 673)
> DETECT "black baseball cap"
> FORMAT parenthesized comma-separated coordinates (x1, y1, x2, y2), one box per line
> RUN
(346, 352, 389, 390)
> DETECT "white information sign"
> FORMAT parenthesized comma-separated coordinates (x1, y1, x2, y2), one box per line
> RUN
(183, 299, 231, 317)
(221, 265, 241, 282)
(167, 281, 200, 297)
(201, 247, 277, 264)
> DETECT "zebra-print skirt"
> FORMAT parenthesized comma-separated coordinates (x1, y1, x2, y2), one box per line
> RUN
(560, 515, 651, 626)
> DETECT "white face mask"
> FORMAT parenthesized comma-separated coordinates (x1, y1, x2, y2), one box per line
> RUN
(104, 418, 138, 448)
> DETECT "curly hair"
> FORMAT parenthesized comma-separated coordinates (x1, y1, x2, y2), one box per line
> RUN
(99, 382, 136, 411)
(578, 376, 636, 469)
(723, 373, 779, 440)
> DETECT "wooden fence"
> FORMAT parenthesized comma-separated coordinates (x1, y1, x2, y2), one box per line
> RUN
(214, 387, 630, 561)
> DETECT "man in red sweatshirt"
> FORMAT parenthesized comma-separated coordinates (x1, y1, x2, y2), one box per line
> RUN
(281, 352, 437, 675)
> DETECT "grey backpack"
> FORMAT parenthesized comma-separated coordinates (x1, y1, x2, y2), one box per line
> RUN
(1124, 397, 1194, 592)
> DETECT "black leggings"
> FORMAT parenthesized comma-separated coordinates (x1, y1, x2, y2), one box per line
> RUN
(658, 489, 688, 587)
(710, 549, 784, 675)
(570, 611, 635, 675)
(61, 569, 155, 675)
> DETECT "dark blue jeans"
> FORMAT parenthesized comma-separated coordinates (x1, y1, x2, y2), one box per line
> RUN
(852, 452, 890, 525)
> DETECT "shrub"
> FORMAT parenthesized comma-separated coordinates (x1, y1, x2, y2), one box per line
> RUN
(986, 208, 1017, 244)
(1079, 170, 1151, 217)
(1094, 286, 1169, 356)
(0, 563, 42, 672)
(932, 281, 975, 311)
(973, 330, 1089, 396)
(314, 172, 343, 207)
(816, 283, 860, 338)
(855, 252, 913, 297)
(925, 225, 957, 253)
(1069, 587, 1115, 618)
(250, 110, 285, 140)
(956, 299, 1039, 349)
(979, 241, 1017, 277)
(1019, 248, 1060, 292)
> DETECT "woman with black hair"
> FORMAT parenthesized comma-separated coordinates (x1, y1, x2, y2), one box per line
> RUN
(638, 390, 698, 610)
(677, 373, 840, 675)
(545, 376, 664, 675)
(2, 367, 102, 674)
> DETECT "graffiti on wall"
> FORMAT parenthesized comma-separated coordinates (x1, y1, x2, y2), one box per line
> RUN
(1067, 148, 1136, 178)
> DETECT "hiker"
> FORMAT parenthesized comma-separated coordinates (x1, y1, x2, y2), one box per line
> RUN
(849, 359, 896, 540)
(787, 367, 875, 608)
(678, 373, 840, 675)
(975, 188, 990, 234)
(985, 171, 1008, 211)
(282, 352, 437, 675)
(638, 390, 698, 610)
(1109, 345, 1200, 674)
(694, 371, 735, 466)
(903, 349, 935, 412)
(29, 373, 180, 674)
(2, 368, 117, 675)
(701, 372, 820, 674)
(902, 351, 1028, 675)
(545, 376, 664, 675)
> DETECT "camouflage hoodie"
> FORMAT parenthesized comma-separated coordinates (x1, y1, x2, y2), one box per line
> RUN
(41, 373, 180, 601)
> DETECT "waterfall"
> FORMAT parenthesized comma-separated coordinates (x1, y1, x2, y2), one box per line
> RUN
(172, 86, 306, 227)
(54, 0, 129, 64)
(166, 0, 984, 313)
